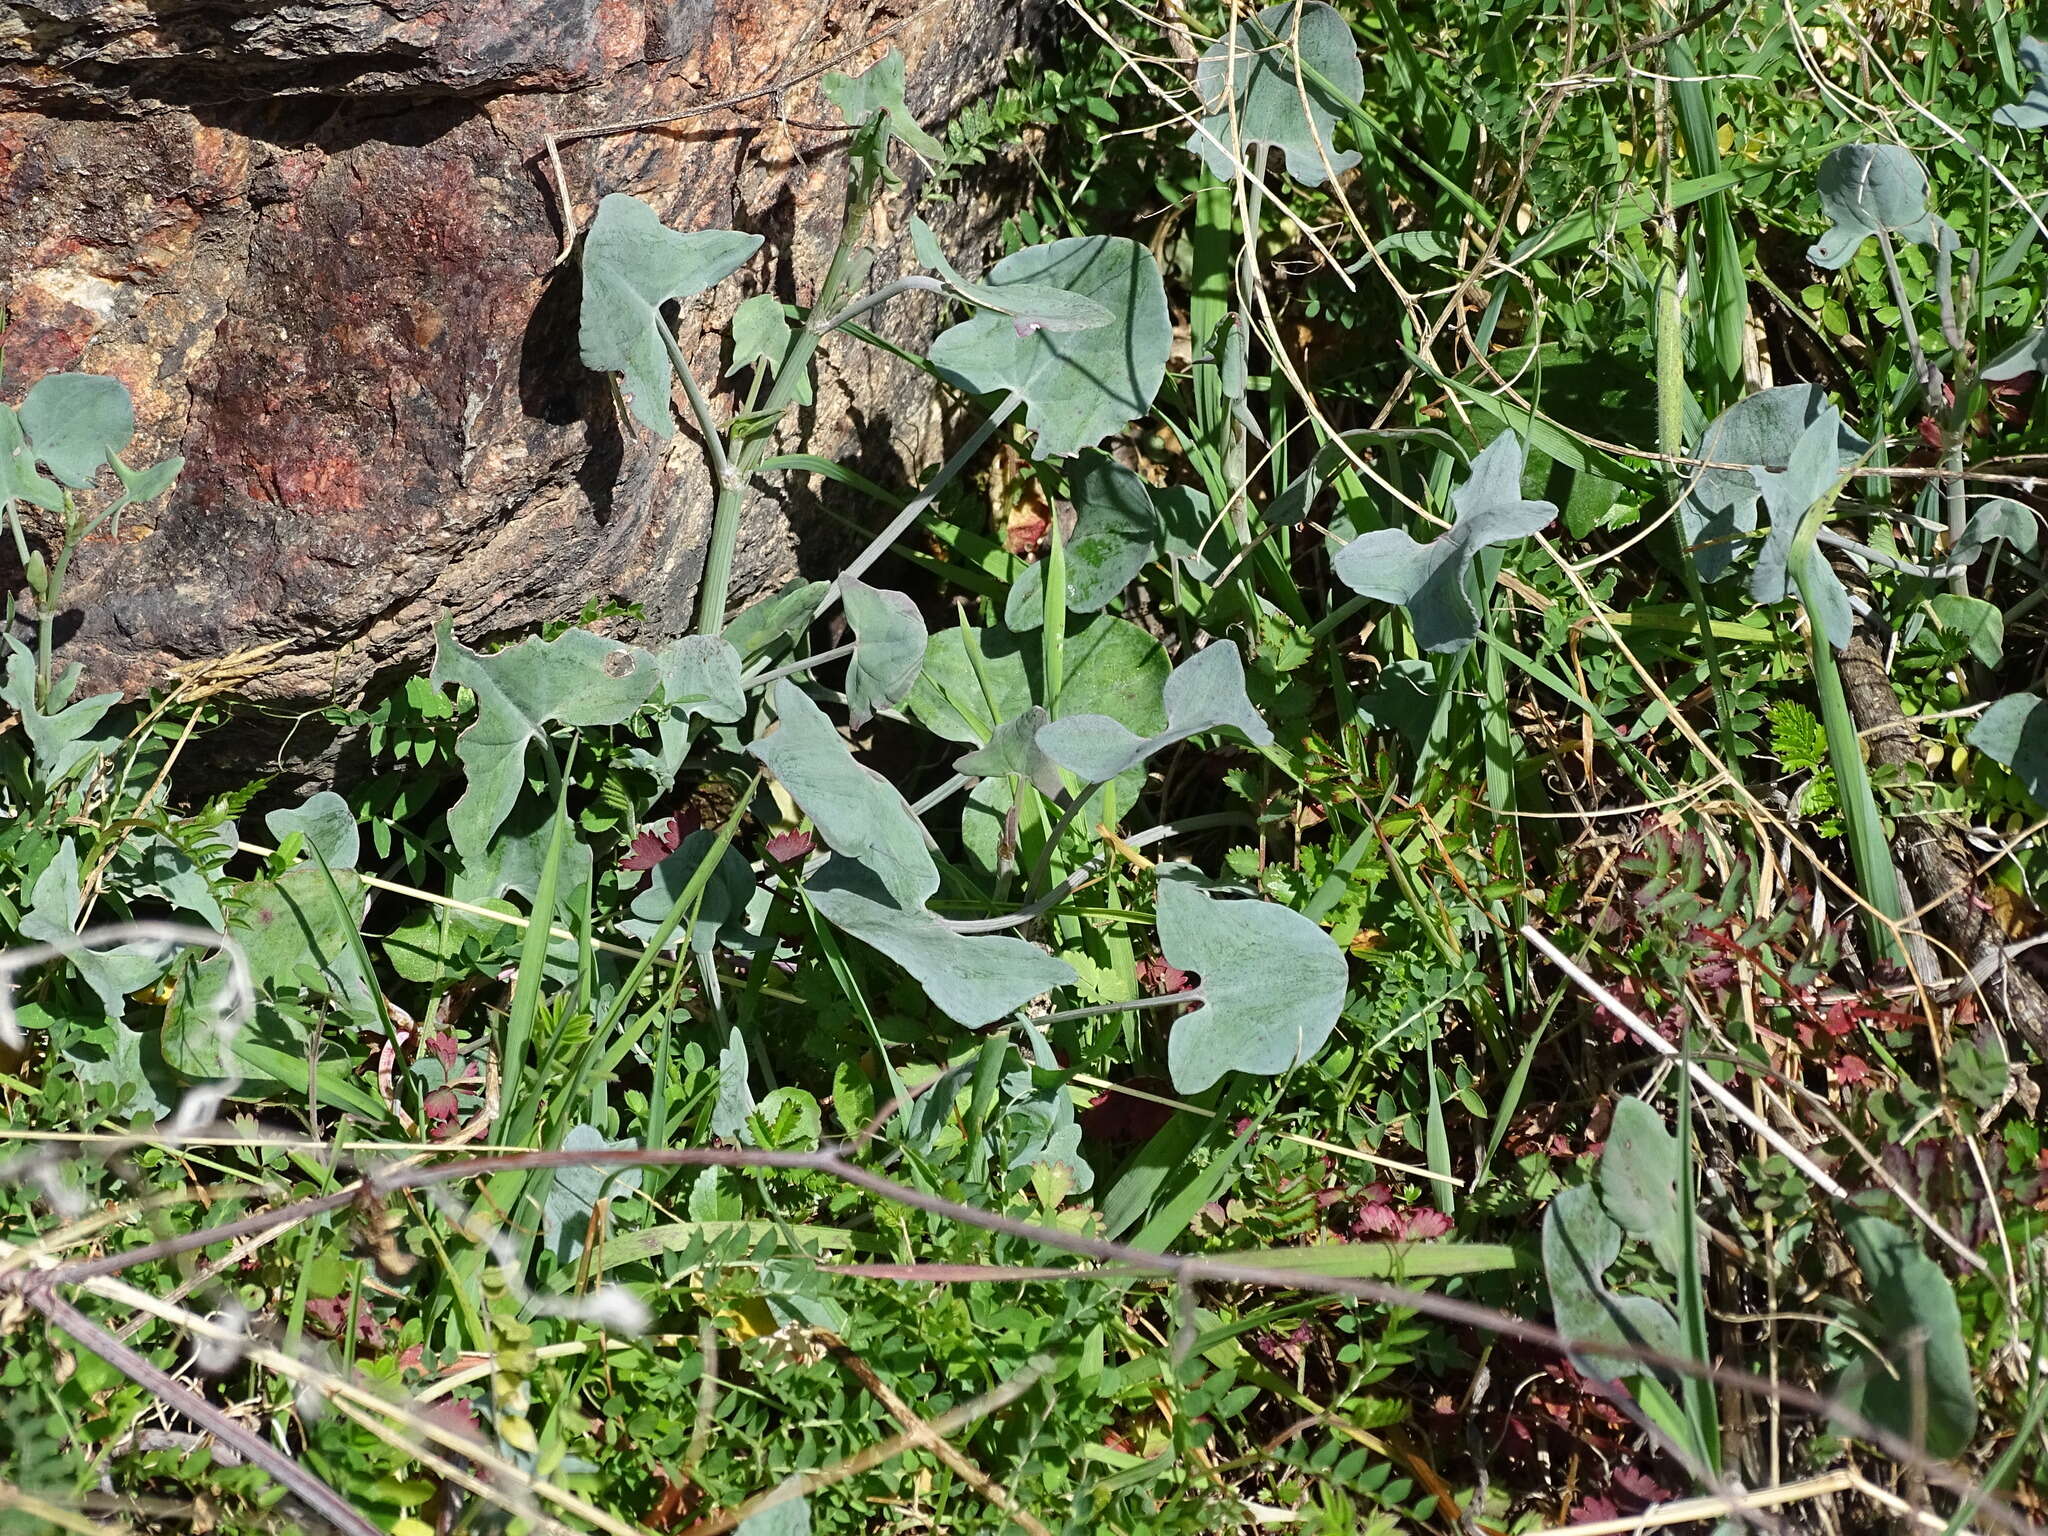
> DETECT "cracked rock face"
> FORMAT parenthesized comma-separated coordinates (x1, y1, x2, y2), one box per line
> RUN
(1, 0, 1038, 703)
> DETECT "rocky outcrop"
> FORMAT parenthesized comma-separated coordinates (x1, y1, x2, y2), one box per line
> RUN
(0, 1, 1039, 702)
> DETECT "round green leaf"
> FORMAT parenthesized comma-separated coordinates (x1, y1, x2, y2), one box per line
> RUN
(1186, 1, 1364, 186)
(19, 372, 134, 489)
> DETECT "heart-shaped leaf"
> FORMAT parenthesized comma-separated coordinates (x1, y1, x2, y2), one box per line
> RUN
(928, 236, 1171, 461)
(1187, 1, 1363, 187)
(1807, 143, 1956, 270)
(806, 861, 1075, 1028)
(1332, 432, 1555, 651)
(820, 48, 945, 158)
(953, 706, 1064, 798)
(1006, 453, 1161, 630)
(1037, 640, 1273, 782)
(1831, 1212, 1976, 1456)
(431, 618, 661, 864)
(728, 293, 810, 404)
(1970, 692, 2048, 804)
(0, 635, 121, 787)
(748, 680, 937, 909)
(1996, 36, 2048, 128)
(109, 453, 183, 512)
(910, 217, 1113, 335)
(18, 372, 134, 489)
(1745, 413, 1855, 649)
(622, 829, 756, 956)
(1982, 325, 2048, 382)
(1156, 877, 1347, 1093)
(1542, 1184, 1685, 1383)
(264, 791, 361, 872)
(1681, 385, 1868, 582)
(0, 404, 64, 512)
(842, 578, 927, 728)
(579, 193, 764, 438)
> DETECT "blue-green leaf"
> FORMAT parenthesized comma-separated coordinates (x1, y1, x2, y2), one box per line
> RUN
(1187, 1, 1363, 186)
(1995, 36, 2048, 129)
(909, 216, 1112, 334)
(0, 404, 64, 512)
(1831, 1212, 1976, 1456)
(820, 49, 945, 159)
(1682, 386, 1866, 583)
(953, 706, 1063, 798)
(712, 1026, 756, 1143)
(0, 635, 122, 787)
(1036, 640, 1272, 782)
(265, 791, 361, 872)
(1971, 692, 2048, 804)
(842, 578, 927, 728)
(579, 193, 764, 438)
(1006, 452, 1161, 630)
(1807, 143, 1956, 270)
(18, 373, 133, 489)
(1332, 432, 1555, 651)
(928, 237, 1171, 461)
(1156, 877, 1347, 1093)
(543, 1125, 643, 1264)
(1542, 1184, 1685, 1383)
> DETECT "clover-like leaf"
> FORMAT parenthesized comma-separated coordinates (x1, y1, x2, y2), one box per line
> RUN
(910, 217, 1113, 335)
(1807, 143, 1956, 270)
(820, 48, 946, 158)
(431, 618, 661, 864)
(18, 373, 134, 489)
(579, 193, 764, 439)
(928, 236, 1171, 461)
(1746, 412, 1856, 649)
(807, 861, 1075, 1028)
(1155, 877, 1347, 1093)
(1006, 453, 1161, 631)
(1970, 692, 2048, 805)
(1542, 1184, 1685, 1383)
(1597, 1097, 1685, 1280)
(748, 680, 937, 909)
(1831, 1212, 1976, 1456)
(1332, 432, 1555, 651)
(1037, 640, 1273, 783)
(1187, 1, 1363, 186)
(842, 578, 927, 728)
(954, 706, 1064, 798)
(1996, 36, 2048, 129)
(0, 635, 122, 788)
(1681, 385, 1867, 582)
(264, 791, 361, 872)
(542, 1125, 643, 1264)
(0, 404, 64, 512)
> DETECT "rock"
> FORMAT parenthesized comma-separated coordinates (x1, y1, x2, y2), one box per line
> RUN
(0, 1, 1042, 703)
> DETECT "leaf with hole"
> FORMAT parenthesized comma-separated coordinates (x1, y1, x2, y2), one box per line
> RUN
(1996, 36, 2048, 128)
(1155, 877, 1347, 1093)
(928, 236, 1170, 461)
(1006, 453, 1161, 630)
(1830, 1212, 1976, 1456)
(806, 860, 1075, 1028)
(1187, 1, 1364, 186)
(1681, 386, 1867, 583)
(265, 792, 361, 872)
(820, 48, 945, 158)
(1541, 1184, 1684, 1383)
(432, 619, 660, 865)
(1332, 432, 1555, 651)
(579, 193, 764, 438)
(1807, 143, 1956, 270)
(749, 679, 937, 909)
(18, 373, 134, 489)
(842, 578, 927, 728)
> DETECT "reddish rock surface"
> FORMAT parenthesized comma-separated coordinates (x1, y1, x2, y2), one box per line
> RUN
(0, 0, 1039, 702)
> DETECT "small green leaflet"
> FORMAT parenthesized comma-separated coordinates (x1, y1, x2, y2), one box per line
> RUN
(841, 578, 927, 728)
(1036, 640, 1272, 782)
(1806, 143, 1956, 270)
(1187, 1, 1363, 186)
(430, 618, 661, 865)
(928, 236, 1171, 461)
(820, 48, 946, 159)
(1006, 452, 1162, 631)
(1995, 36, 2048, 128)
(728, 293, 809, 405)
(1155, 877, 1347, 1093)
(1332, 432, 1555, 652)
(579, 193, 763, 438)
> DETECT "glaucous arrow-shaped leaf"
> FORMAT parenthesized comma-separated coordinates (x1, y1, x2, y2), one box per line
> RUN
(264, 791, 361, 872)
(1954, 498, 2040, 564)
(727, 293, 810, 405)
(1186, 1, 1363, 187)
(21, 840, 176, 1022)
(748, 680, 938, 909)
(954, 706, 1065, 799)
(1155, 877, 1347, 1093)
(1745, 411, 1856, 649)
(1807, 143, 1956, 270)
(928, 236, 1171, 461)
(1036, 640, 1273, 782)
(623, 829, 759, 1007)
(806, 860, 1075, 1029)
(431, 618, 661, 864)
(17, 372, 134, 489)
(1971, 692, 2048, 805)
(0, 635, 121, 787)
(579, 193, 764, 439)
(842, 578, 927, 728)
(1332, 432, 1555, 651)
(1006, 452, 1161, 630)
(820, 48, 946, 159)
(1681, 385, 1867, 583)
(727, 579, 832, 664)
(0, 404, 64, 512)
(633, 633, 748, 786)
(1996, 36, 2048, 128)
(909, 217, 1112, 335)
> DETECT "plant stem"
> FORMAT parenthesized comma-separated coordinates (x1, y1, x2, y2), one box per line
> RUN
(1805, 611, 1908, 968)
(817, 275, 949, 334)
(659, 324, 733, 488)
